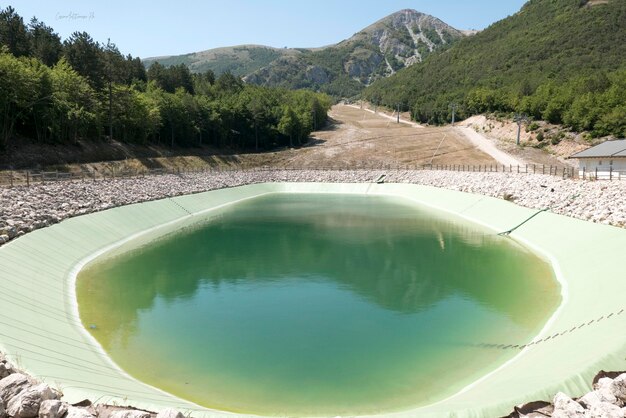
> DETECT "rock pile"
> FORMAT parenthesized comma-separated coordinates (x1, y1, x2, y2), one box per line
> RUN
(507, 372, 626, 417)
(1, 169, 626, 247)
(0, 355, 183, 418)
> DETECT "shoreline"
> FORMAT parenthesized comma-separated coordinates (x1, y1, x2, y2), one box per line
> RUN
(1, 173, 625, 417)
(1, 169, 625, 249)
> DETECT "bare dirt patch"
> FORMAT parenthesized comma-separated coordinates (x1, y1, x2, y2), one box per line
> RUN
(459, 115, 586, 169)
(279, 105, 496, 168)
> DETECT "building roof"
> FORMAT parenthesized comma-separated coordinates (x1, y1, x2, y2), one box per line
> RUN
(570, 139, 626, 159)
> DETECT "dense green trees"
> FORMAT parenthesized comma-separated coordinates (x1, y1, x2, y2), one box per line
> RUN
(0, 7, 331, 153)
(363, 0, 626, 138)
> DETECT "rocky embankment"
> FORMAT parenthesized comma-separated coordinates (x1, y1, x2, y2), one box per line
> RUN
(0, 354, 184, 418)
(1, 169, 626, 246)
(506, 371, 626, 417)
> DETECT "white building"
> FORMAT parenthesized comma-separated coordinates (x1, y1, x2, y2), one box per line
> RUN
(570, 140, 626, 180)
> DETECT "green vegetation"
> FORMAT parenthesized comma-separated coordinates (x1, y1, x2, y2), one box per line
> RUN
(422, 28, 442, 46)
(143, 46, 293, 78)
(363, 0, 626, 137)
(162, 11, 463, 99)
(0, 7, 331, 152)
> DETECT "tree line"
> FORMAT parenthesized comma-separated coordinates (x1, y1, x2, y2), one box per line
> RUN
(0, 6, 332, 152)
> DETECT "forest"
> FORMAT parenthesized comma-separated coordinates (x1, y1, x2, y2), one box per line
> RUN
(363, 0, 626, 138)
(0, 7, 331, 153)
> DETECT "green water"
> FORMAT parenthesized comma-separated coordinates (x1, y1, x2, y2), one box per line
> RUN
(77, 193, 560, 416)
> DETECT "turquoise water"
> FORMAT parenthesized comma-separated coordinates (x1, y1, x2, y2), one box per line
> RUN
(77, 193, 559, 416)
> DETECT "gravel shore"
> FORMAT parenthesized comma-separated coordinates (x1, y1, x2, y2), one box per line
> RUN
(1, 169, 625, 246)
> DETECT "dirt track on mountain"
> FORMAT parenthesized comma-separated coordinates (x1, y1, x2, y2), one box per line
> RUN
(242, 105, 498, 168)
(5, 105, 569, 180)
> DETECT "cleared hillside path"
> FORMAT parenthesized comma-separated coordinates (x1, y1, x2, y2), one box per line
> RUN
(457, 126, 525, 166)
(345, 104, 523, 166)
(347, 104, 424, 128)
(277, 105, 497, 168)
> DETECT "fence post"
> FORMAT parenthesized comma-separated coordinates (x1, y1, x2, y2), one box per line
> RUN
(595, 167, 598, 180)
(9, 171, 13, 187)
(26, 171, 30, 187)
(610, 166, 613, 181)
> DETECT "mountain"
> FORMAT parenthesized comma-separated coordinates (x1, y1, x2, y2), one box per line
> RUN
(245, 10, 464, 96)
(142, 45, 303, 77)
(143, 10, 465, 97)
(363, 0, 626, 137)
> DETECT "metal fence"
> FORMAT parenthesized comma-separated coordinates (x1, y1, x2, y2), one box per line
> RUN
(0, 163, 578, 188)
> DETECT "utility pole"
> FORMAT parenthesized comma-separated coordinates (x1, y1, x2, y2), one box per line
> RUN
(106, 38, 113, 141)
(449, 103, 457, 125)
(514, 113, 529, 146)
(397, 103, 400, 124)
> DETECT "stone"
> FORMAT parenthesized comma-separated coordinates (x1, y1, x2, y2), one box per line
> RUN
(579, 391, 602, 408)
(0, 361, 15, 379)
(109, 410, 151, 418)
(38, 400, 68, 418)
(7, 383, 59, 418)
(552, 392, 585, 418)
(0, 398, 6, 418)
(595, 377, 619, 404)
(611, 373, 626, 403)
(156, 408, 184, 418)
(584, 402, 624, 418)
(65, 406, 95, 418)
(0, 374, 33, 405)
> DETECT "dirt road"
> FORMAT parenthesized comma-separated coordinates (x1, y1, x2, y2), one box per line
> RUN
(14, 105, 549, 178)
(263, 105, 497, 168)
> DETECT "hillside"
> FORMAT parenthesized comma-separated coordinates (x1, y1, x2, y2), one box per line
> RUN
(142, 45, 303, 77)
(363, 0, 626, 138)
(144, 10, 465, 97)
(245, 10, 464, 96)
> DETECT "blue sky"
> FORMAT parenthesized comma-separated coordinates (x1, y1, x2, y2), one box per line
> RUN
(9, 1, 527, 58)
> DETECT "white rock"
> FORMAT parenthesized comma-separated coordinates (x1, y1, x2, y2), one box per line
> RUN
(584, 402, 624, 418)
(579, 391, 603, 408)
(0, 373, 33, 404)
(611, 373, 626, 402)
(38, 400, 68, 418)
(156, 408, 184, 418)
(596, 377, 619, 404)
(0, 361, 15, 379)
(65, 406, 95, 418)
(7, 383, 59, 418)
(553, 392, 585, 418)
(109, 411, 151, 418)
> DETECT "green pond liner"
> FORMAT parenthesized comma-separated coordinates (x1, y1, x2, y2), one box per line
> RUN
(0, 182, 624, 418)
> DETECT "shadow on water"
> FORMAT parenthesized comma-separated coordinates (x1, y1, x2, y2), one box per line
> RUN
(79, 194, 558, 342)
